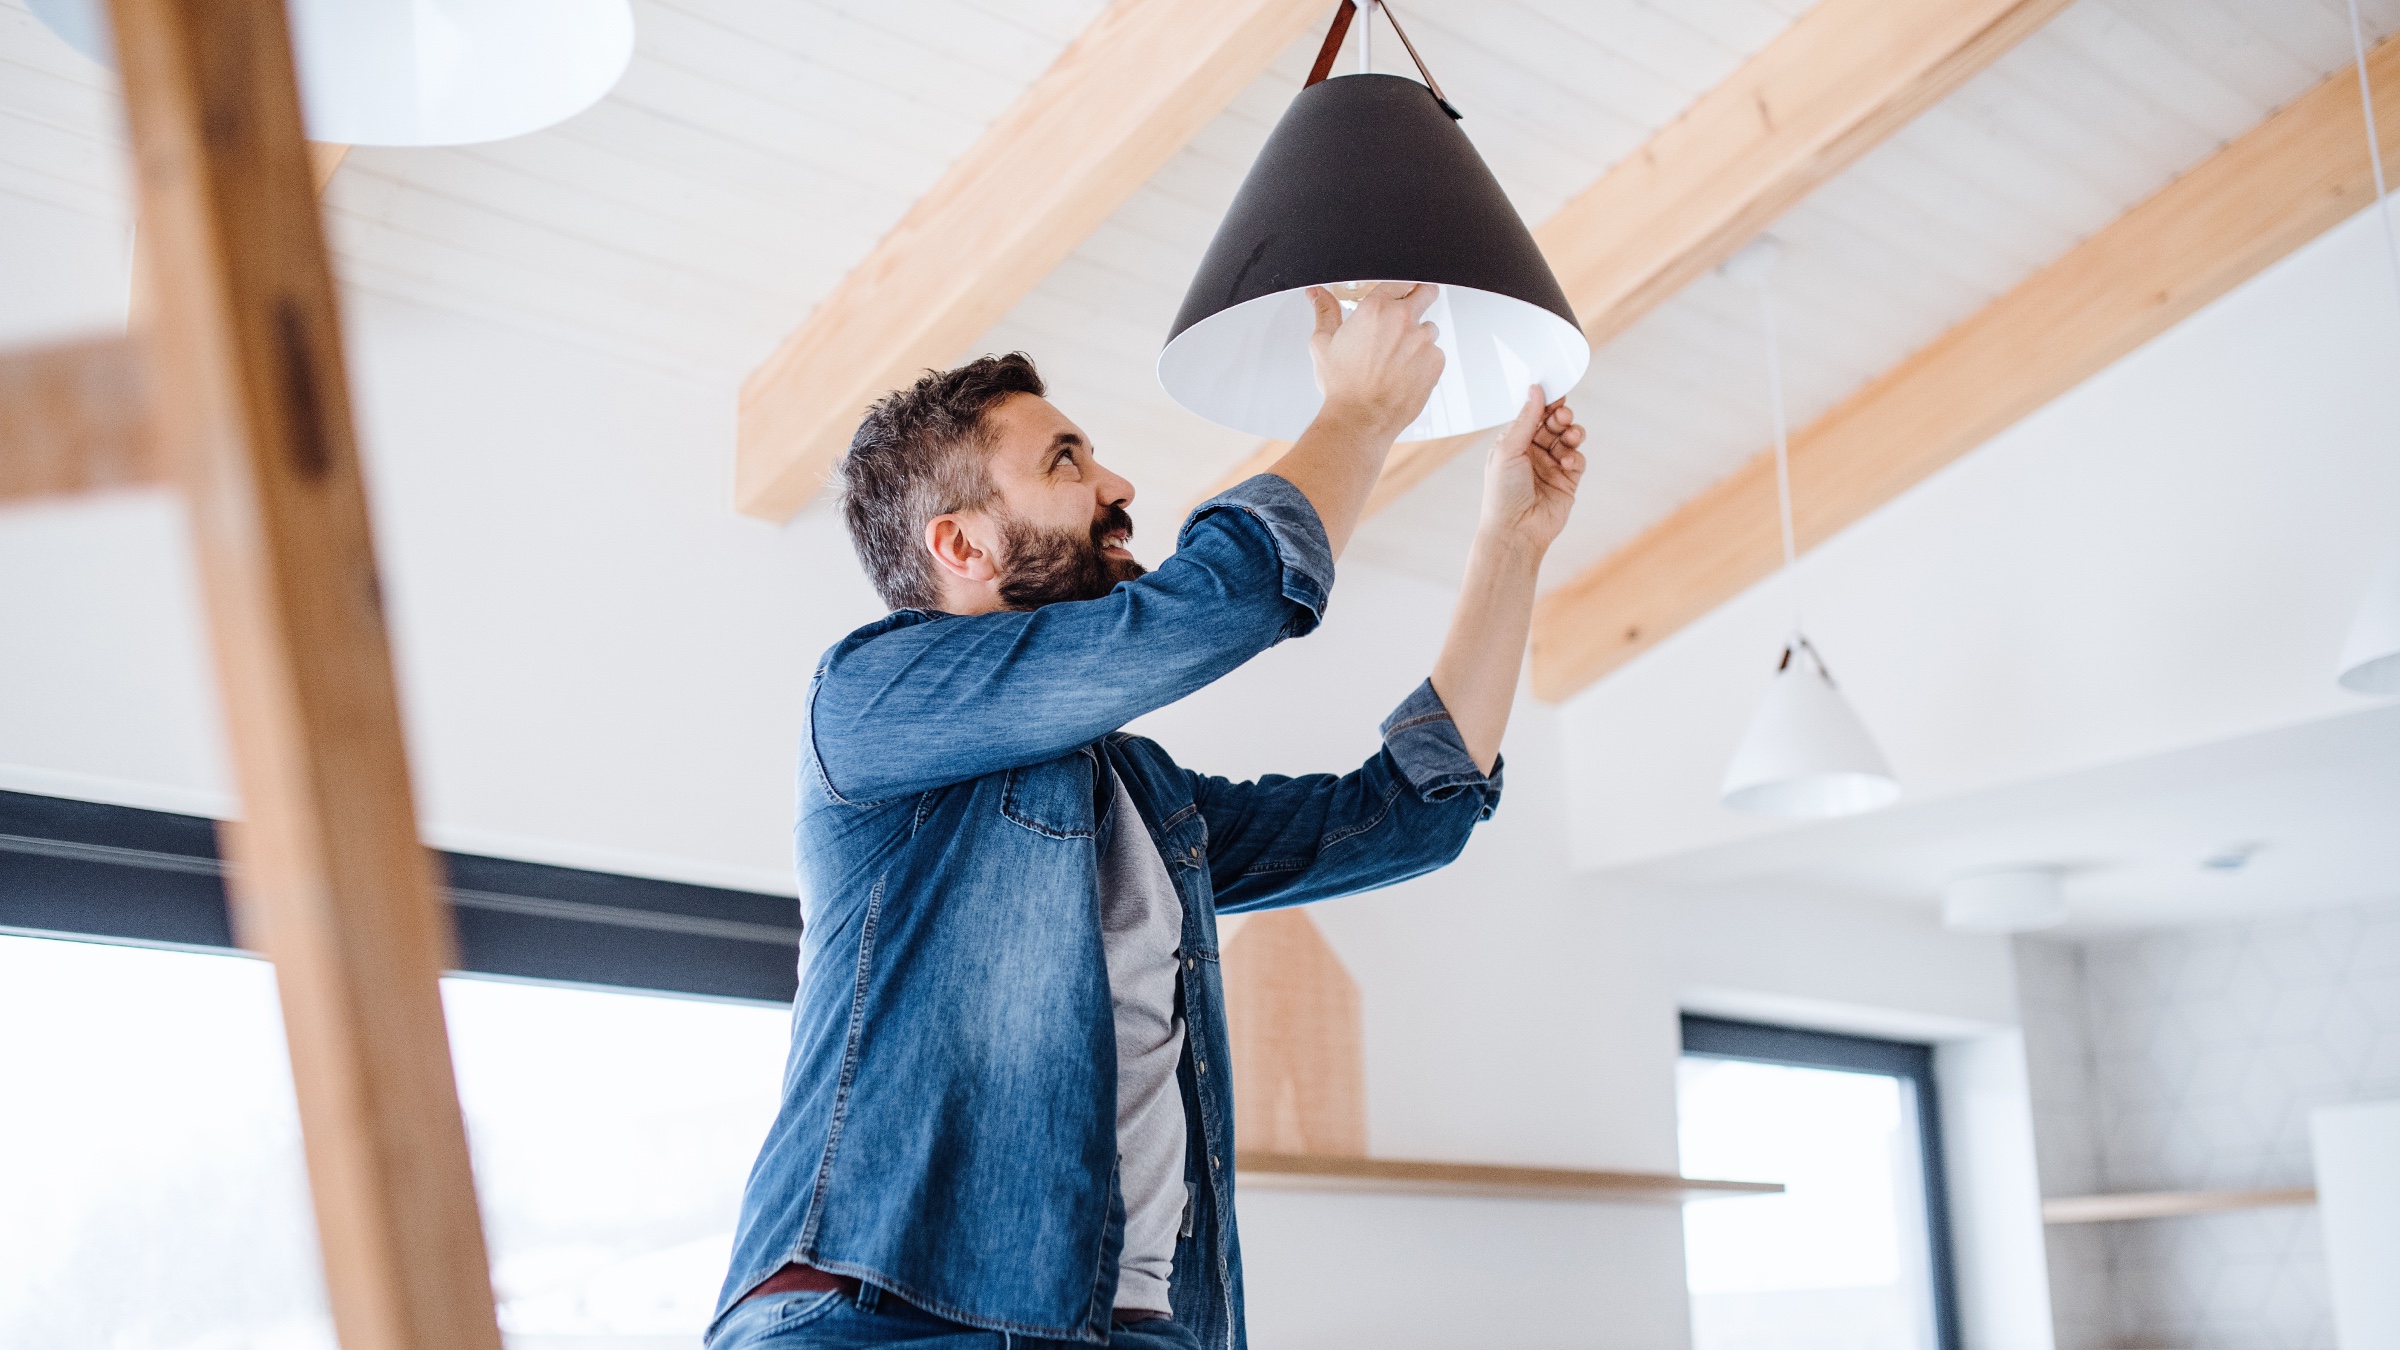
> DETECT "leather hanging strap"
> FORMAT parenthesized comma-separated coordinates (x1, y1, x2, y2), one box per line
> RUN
(1304, 1, 1356, 88)
(1301, 2, 1462, 119)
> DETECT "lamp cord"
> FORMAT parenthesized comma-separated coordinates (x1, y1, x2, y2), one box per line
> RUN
(1757, 282, 1804, 638)
(2347, 0, 2400, 322)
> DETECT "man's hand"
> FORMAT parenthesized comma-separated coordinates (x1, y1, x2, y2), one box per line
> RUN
(1479, 386, 1587, 554)
(1307, 282, 1445, 439)
(1427, 386, 1592, 775)
(1268, 282, 1445, 561)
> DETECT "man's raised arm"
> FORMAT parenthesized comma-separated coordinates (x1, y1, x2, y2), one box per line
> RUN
(1428, 389, 1588, 772)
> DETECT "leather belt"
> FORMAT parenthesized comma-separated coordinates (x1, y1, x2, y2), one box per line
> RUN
(740, 1264, 1169, 1328)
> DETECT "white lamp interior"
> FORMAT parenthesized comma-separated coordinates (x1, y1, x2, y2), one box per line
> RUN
(1157, 282, 1590, 442)
(28, 0, 634, 147)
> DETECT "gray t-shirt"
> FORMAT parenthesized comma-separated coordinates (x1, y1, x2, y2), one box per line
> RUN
(1098, 769, 1188, 1316)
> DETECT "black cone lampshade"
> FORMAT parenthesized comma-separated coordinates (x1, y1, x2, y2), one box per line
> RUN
(1160, 72, 1588, 441)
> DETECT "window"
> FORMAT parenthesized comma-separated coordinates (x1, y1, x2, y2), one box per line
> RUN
(0, 934, 790, 1349)
(1677, 1014, 1959, 1350)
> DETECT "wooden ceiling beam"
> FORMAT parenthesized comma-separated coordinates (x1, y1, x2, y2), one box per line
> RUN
(0, 336, 160, 501)
(734, 0, 1329, 520)
(4, 147, 346, 507)
(1530, 32, 2400, 702)
(1192, 0, 2071, 517)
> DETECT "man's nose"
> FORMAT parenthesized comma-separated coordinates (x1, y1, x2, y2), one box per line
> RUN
(1096, 463, 1135, 509)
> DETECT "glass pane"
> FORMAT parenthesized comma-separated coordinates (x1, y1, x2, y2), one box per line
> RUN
(1677, 1055, 1939, 1350)
(0, 932, 790, 1350)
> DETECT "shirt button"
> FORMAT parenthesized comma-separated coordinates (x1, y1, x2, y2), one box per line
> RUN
(1210, 1155, 1220, 1169)
(1198, 1059, 1207, 1073)
(1185, 958, 1195, 969)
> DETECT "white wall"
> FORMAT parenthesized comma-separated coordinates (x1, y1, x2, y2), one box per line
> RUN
(1621, 884, 2051, 1350)
(1560, 204, 2400, 875)
(1135, 565, 1694, 1349)
(2, 293, 1705, 1348)
(28, 197, 2381, 1350)
(1, 289, 882, 892)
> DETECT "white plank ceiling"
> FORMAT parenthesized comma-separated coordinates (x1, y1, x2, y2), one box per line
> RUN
(4, 0, 2398, 590)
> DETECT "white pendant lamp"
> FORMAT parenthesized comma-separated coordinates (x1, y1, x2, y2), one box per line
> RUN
(1158, 2, 1589, 442)
(2336, 0, 2400, 697)
(28, 0, 633, 147)
(1717, 238, 1900, 819)
(1721, 637, 1902, 818)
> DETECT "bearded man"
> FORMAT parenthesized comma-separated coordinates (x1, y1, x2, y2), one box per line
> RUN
(709, 284, 1587, 1350)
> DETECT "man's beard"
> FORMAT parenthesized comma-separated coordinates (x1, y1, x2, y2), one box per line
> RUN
(995, 505, 1147, 610)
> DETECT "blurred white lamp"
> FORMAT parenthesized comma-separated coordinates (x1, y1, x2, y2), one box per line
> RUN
(1941, 868, 2067, 934)
(2339, 545, 2400, 695)
(2334, 0, 2400, 697)
(1717, 238, 1899, 819)
(28, 0, 633, 146)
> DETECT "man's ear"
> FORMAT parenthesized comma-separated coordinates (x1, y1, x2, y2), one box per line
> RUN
(925, 513, 1000, 585)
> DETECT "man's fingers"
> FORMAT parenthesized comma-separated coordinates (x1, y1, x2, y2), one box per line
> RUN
(1531, 403, 1581, 453)
(1499, 387, 1544, 448)
(1402, 282, 1441, 322)
(1307, 286, 1341, 340)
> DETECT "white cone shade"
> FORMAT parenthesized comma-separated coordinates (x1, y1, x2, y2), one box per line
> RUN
(1720, 648, 1899, 819)
(29, 0, 633, 147)
(2337, 544, 2400, 695)
(1158, 282, 1589, 442)
(1942, 869, 2067, 934)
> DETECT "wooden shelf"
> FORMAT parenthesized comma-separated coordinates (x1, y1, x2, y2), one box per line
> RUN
(2042, 1188, 2317, 1224)
(1235, 1153, 1783, 1204)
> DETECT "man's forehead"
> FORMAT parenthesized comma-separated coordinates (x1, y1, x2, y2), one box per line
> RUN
(988, 392, 1085, 456)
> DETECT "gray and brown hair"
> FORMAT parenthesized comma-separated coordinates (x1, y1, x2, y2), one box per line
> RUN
(836, 352, 1045, 611)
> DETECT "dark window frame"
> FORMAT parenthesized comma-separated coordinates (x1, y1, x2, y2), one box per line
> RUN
(0, 789, 800, 1005)
(1680, 1012, 1962, 1350)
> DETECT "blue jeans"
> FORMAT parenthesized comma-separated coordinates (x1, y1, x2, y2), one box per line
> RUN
(707, 1288, 1204, 1350)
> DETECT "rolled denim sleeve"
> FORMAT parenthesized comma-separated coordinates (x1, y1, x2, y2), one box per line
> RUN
(1378, 678, 1506, 803)
(1192, 681, 1503, 915)
(809, 474, 1338, 803)
(1183, 474, 1334, 639)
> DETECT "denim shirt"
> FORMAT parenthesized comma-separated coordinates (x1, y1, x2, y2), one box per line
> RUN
(712, 476, 1504, 1348)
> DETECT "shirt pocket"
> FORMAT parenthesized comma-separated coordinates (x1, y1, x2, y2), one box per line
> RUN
(999, 752, 1098, 840)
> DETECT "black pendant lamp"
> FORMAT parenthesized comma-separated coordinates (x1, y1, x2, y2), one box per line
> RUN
(1159, 1, 1587, 442)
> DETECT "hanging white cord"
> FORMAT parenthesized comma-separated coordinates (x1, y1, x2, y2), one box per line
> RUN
(2349, 0, 2400, 317)
(1360, 0, 1374, 75)
(1757, 282, 1804, 639)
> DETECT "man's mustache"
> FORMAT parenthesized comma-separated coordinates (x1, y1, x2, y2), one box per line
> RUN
(1091, 505, 1135, 550)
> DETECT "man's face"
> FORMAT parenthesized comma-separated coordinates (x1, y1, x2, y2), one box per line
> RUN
(976, 393, 1145, 609)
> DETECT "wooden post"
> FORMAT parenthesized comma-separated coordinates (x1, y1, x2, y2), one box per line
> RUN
(1222, 909, 1368, 1157)
(103, 2, 503, 1348)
